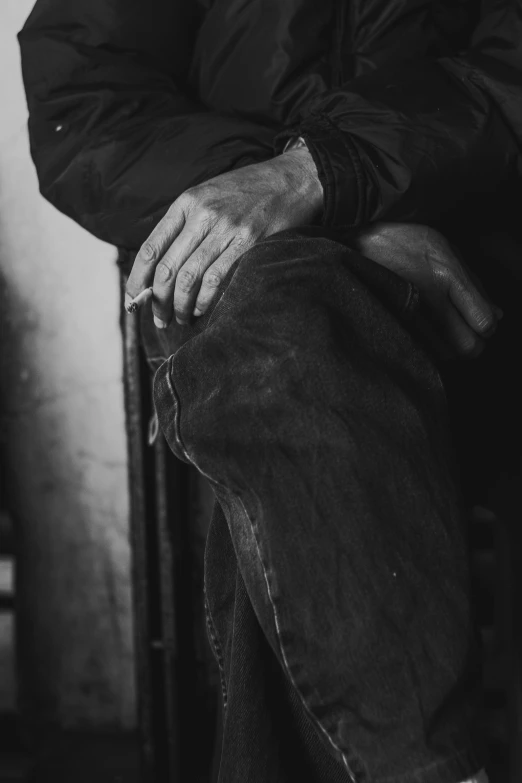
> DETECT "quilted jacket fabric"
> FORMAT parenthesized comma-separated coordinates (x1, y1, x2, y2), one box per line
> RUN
(17, 0, 522, 252)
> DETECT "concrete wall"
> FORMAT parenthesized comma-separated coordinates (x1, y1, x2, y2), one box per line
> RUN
(0, 0, 136, 734)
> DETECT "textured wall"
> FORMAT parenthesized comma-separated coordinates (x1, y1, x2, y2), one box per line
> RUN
(0, 0, 136, 733)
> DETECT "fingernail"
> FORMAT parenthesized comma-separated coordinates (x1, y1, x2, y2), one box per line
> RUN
(175, 317, 187, 326)
(153, 315, 167, 329)
(193, 308, 202, 317)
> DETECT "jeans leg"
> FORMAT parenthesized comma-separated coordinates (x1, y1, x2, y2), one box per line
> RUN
(154, 227, 486, 783)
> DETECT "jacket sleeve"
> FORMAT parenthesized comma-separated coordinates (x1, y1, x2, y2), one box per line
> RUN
(274, 0, 522, 229)
(18, 0, 275, 250)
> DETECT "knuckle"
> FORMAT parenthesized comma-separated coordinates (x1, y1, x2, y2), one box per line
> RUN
(139, 241, 157, 263)
(155, 261, 174, 284)
(202, 270, 222, 289)
(215, 212, 242, 235)
(223, 213, 241, 230)
(202, 205, 222, 226)
(177, 189, 197, 209)
(177, 267, 198, 293)
(237, 226, 255, 244)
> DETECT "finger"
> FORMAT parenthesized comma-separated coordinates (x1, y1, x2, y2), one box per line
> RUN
(448, 273, 500, 338)
(152, 222, 209, 328)
(125, 199, 186, 304)
(447, 244, 494, 304)
(465, 267, 504, 321)
(173, 233, 236, 325)
(192, 238, 248, 317)
(438, 301, 486, 359)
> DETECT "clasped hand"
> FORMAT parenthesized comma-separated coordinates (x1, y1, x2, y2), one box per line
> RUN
(355, 223, 502, 358)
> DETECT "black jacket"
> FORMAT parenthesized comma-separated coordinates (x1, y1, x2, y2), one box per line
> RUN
(17, 0, 522, 252)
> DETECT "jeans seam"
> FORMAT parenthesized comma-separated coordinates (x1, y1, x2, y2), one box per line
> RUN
(163, 365, 232, 711)
(164, 359, 361, 782)
(204, 587, 229, 713)
(233, 492, 360, 783)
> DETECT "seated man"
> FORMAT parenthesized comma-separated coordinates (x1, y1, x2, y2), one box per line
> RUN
(18, 0, 522, 780)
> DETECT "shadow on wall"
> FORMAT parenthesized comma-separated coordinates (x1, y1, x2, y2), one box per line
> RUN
(0, 0, 136, 769)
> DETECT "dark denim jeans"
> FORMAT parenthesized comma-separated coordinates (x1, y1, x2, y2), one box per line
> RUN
(149, 226, 486, 783)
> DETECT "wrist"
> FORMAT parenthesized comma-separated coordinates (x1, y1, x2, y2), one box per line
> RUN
(280, 141, 324, 222)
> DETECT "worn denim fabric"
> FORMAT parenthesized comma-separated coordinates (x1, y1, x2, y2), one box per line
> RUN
(151, 226, 486, 783)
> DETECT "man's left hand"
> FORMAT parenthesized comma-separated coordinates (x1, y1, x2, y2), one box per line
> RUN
(356, 222, 503, 358)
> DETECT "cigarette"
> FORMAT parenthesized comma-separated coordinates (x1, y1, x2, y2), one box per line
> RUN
(125, 287, 153, 314)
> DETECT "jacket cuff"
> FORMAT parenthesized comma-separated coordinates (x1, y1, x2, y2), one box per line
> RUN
(274, 113, 363, 229)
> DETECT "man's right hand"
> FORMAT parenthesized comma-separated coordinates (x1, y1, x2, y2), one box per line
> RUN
(125, 147, 323, 328)
(355, 222, 503, 359)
